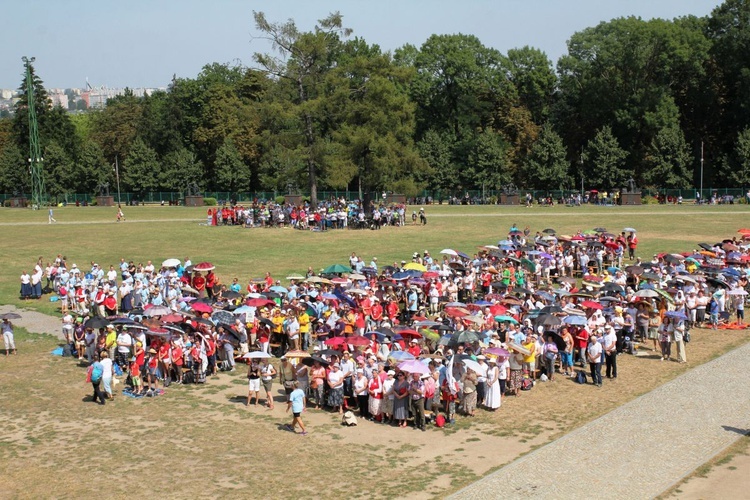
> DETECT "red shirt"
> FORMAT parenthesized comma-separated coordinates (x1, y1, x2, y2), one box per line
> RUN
(172, 346, 183, 366)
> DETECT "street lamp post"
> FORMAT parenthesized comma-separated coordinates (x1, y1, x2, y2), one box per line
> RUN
(113, 156, 122, 206)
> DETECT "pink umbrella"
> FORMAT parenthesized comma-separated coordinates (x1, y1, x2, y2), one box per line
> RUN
(397, 360, 430, 375)
(484, 347, 510, 358)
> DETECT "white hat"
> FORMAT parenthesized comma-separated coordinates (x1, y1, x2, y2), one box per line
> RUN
(476, 355, 486, 360)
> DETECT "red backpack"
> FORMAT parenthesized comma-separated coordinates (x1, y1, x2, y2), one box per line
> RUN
(435, 414, 446, 428)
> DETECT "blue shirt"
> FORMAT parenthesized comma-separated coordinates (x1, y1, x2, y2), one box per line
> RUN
(289, 388, 305, 413)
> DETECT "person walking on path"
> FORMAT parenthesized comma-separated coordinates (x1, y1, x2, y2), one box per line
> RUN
(48, 208, 56, 224)
(2, 318, 16, 356)
(285, 381, 308, 435)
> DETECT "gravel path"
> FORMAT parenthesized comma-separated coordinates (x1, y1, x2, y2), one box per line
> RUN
(451, 342, 750, 499)
(0, 304, 64, 340)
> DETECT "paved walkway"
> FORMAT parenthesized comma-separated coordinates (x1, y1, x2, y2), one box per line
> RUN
(451, 342, 750, 499)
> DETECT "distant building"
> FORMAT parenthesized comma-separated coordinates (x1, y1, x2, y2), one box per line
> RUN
(0, 89, 13, 99)
(49, 92, 69, 109)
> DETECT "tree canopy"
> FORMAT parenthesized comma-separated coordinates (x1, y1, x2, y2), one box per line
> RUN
(3, 2, 750, 199)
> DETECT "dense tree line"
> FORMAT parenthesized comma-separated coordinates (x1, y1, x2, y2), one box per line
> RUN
(3, 1, 750, 203)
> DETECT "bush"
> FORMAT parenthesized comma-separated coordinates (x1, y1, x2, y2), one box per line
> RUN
(275, 195, 285, 204)
(641, 195, 659, 205)
(203, 197, 217, 206)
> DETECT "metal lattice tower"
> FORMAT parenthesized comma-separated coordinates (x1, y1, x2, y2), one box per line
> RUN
(23, 56, 45, 209)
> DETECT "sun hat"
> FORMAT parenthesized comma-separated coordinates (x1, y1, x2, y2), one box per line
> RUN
(148, 348, 157, 354)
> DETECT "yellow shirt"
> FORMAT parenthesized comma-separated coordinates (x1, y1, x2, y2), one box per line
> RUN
(105, 331, 117, 349)
(522, 341, 536, 363)
(272, 315, 284, 334)
(298, 312, 310, 333)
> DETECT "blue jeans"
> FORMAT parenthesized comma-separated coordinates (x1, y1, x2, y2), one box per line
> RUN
(589, 361, 602, 385)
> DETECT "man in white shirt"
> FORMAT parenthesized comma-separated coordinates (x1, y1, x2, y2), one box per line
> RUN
(587, 333, 603, 386)
(61, 313, 74, 343)
(603, 324, 618, 379)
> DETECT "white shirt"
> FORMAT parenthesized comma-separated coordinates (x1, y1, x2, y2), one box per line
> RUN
(587, 341, 602, 363)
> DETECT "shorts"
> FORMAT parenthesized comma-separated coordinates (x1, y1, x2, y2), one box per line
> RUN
(248, 378, 260, 392)
(293, 412, 301, 418)
(262, 379, 273, 393)
(738, 309, 745, 320)
(132, 376, 141, 387)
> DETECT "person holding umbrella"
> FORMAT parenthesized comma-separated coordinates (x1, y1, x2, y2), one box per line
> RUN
(2, 318, 16, 356)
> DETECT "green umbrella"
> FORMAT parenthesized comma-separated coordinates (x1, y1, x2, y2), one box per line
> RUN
(494, 315, 519, 324)
(521, 258, 536, 272)
(322, 264, 351, 274)
(654, 287, 675, 304)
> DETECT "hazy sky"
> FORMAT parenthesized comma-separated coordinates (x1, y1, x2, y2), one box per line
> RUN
(1, 0, 723, 90)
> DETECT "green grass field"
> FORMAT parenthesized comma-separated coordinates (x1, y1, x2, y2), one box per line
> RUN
(2, 203, 748, 316)
(1, 203, 750, 498)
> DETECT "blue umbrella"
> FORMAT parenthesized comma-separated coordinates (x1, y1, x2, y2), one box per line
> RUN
(665, 311, 688, 321)
(392, 272, 410, 280)
(525, 250, 542, 256)
(497, 240, 514, 246)
(563, 315, 588, 325)
(270, 285, 288, 294)
(457, 251, 471, 260)
(365, 331, 387, 342)
(472, 300, 492, 306)
(389, 351, 415, 361)
(721, 268, 741, 277)
(607, 266, 620, 274)
(233, 305, 254, 315)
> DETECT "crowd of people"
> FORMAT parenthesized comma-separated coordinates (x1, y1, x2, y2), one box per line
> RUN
(38, 224, 750, 427)
(203, 199, 410, 230)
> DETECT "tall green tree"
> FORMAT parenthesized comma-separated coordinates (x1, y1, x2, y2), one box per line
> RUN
(161, 148, 204, 191)
(417, 129, 457, 193)
(90, 93, 142, 163)
(723, 127, 750, 187)
(582, 126, 631, 190)
(252, 10, 352, 207)
(122, 138, 159, 193)
(43, 140, 73, 198)
(324, 38, 426, 201)
(0, 142, 28, 194)
(467, 130, 511, 190)
(643, 125, 693, 189)
(506, 46, 556, 124)
(215, 138, 251, 193)
(524, 125, 571, 189)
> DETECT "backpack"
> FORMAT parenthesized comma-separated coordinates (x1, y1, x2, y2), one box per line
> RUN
(91, 363, 103, 383)
(575, 371, 588, 384)
(435, 414, 446, 428)
(521, 377, 533, 391)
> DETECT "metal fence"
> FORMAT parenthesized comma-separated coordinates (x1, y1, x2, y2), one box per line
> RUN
(1, 187, 748, 206)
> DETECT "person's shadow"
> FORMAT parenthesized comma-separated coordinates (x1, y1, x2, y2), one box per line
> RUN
(721, 425, 749, 436)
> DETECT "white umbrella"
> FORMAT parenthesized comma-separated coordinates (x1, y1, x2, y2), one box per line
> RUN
(635, 289, 659, 298)
(440, 249, 458, 256)
(286, 275, 306, 280)
(624, 227, 637, 233)
(728, 289, 748, 296)
(242, 351, 272, 359)
(347, 273, 367, 281)
(162, 258, 181, 268)
(461, 358, 483, 374)
(143, 305, 172, 317)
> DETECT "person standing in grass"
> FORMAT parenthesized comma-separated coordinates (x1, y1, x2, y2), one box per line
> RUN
(285, 381, 308, 435)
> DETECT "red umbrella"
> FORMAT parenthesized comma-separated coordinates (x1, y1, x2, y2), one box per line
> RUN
(738, 228, 750, 234)
(423, 271, 440, 279)
(580, 300, 603, 310)
(489, 304, 507, 316)
(191, 302, 213, 314)
(161, 314, 184, 323)
(325, 337, 346, 346)
(397, 330, 422, 340)
(444, 307, 469, 318)
(346, 336, 371, 346)
(245, 298, 276, 308)
(193, 262, 215, 272)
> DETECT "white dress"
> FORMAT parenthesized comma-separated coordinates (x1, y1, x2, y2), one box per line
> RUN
(484, 365, 502, 409)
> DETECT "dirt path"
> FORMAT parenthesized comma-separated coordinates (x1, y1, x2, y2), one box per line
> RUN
(451, 341, 750, 499)
(0, 304, 64, 340)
